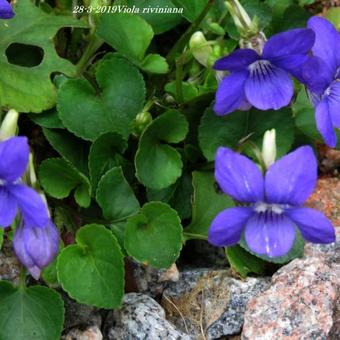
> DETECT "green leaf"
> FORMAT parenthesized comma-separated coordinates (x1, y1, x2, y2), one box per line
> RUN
(127, 0, 183, 34)
(293, 89, 340, 148)
(135, 110, 188, 189)
(42, 242, 64, 287)
(293, 89, 320, 141)
(199, 107, 294, 161)
(57, 224, 124, 308)
(97, 13, 154, 61)
(39, 158, 91, 208)
(43, 128, 90, 176)
(185, 171, 234, 238)
(326, 7, 340, 30)
(0, 0, 87, 112)
(57, 56, 145, 141)
(96, 167, 140, 222)
(0, 282, 64, 340)
(274, 5, 310, 32)
(147, 172, 193, 219)
(239, 229, 305, 264)
(29, 109, 64, 129)
(124, 202, 183, 268)
(173, 0, 208, 22)
(242, 0, 272, 29)
(141, 54, 169, 74)
(89, 132, 128, 192)
(225, 245, 266, 278)
(165, 81, 199, 102)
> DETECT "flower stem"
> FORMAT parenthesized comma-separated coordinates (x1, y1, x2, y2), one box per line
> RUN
(18, 266, 27, 291)
(183, 232, 208, 241)
(76, 35, 103, 76)
(166, 0, 215, 65)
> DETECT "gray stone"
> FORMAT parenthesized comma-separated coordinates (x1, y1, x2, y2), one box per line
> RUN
(0, 240, 20, 285)
(241, 230, 340, 340)
(132, 262, 180, 298)
(161, 268, 270, 339)
(106, 293, 191, 340)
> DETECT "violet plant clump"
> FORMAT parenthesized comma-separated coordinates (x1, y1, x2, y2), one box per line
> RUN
(0, 0, 339, 338)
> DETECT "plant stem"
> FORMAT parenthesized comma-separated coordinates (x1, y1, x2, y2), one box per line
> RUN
(76, 35, 103, 76)
(175, 55, 185, 103)
(18, 266, 27, 291)
(183, 232, 208, 241)
(166, 0, 215, 65)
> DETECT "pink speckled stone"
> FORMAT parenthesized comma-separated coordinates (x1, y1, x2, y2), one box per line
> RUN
(242, 231, 339, 340)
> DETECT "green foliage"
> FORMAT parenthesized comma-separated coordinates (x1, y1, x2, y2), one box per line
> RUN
(57, 56, 146, 141)
(89, 132, 128, 192)
(225, 245, 266, 278)
(326, 7, 340, 30)
(39, 158, 91, 208)
(125, 202, 183, 268)
(185, 171, 234, 238)
(57, 224, 124, 308)
(199, 107, 294, 161)
(0, 282, 64, 340)
(135, 110, 189, 189)
(96, 167, 140, 222)
(0, 0, 87, 112)
(97, 13, 169, 73)
(127, 0, 183, 34)
(1, 0, 332, 334)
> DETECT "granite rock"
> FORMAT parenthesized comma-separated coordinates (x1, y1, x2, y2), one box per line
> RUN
(161, 268, 270, 339)
(132, 262, 180, 298)
(242, 230, 340, 340)
(62, 326, 102, 340)
(106, 293, 191, 340)
(0, 240, 20, 285)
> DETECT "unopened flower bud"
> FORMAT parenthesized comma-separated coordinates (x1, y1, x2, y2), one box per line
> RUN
(262, 129, 277, 169)
(0, 109, 19, 140)
(226, 0, 260, 38)
(13, 222, 59, 280)
(189, 31, 213, 67)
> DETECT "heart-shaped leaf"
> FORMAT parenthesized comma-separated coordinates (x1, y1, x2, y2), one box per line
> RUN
(124, 202, 183, 268)
(96, 167, 140, 222)
(39, 158, 91, 208)
(97, 13, 153, 61)
(135, 110, 188, 189)
(185, 171, 234, 238)
(57, 224, 124, 308)
(89, 132, 128, 192)
(199, 107, 294, 161)
(0, 0, 87, 112)
(57, 56, 145, 141)
(0, 282, 64, 340)
(43, 128, 90, 176)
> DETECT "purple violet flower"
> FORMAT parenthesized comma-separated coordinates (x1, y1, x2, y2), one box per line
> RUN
(13, 222, 59, 279)
(208, 146, 335, 257)
(0, 136, 50, 228)
(0, 0, 14, 19)
(213, 28, 315, 114)
(300, 17, 340, 148)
